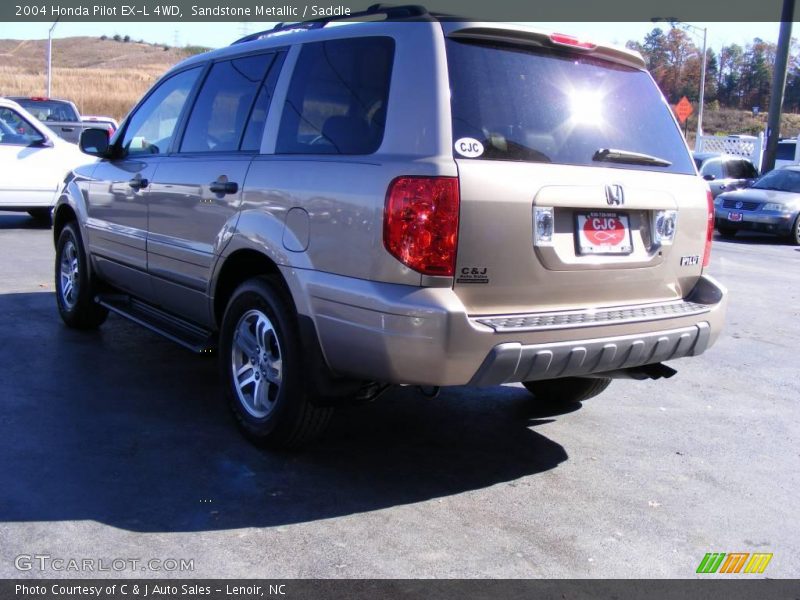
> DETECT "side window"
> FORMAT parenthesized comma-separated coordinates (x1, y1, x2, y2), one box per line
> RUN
(121, 67, 201, 156)
(276, 37, 394, 155)
(776, 142, 795, 161)
(0, 108, 44, 145)
(700, 159, 724, 180)
(181, 54, 276, 153)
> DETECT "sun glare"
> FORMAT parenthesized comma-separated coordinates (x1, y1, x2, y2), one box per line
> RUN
(569, 89, 605, 127)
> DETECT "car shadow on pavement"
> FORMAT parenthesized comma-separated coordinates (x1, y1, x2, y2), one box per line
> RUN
(714, 231, 792, 246)
(0, 213, 51, 230)
(0, 291, 571, 533)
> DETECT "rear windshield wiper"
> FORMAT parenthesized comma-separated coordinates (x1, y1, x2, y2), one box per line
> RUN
(592, 148, 672, 167)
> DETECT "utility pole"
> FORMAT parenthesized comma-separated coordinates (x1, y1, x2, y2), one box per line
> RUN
(696, 26, 707, 142)
(762, 0, 795, 173)
(46, 18, 59, 97)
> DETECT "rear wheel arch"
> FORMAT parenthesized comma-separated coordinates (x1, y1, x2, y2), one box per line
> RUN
(213, 250, 294, 330)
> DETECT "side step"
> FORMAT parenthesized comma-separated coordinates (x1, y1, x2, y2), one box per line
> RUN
(95, 294, 216, 354)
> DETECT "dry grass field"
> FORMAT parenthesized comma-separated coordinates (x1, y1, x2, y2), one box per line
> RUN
(0, 37, 204, 121)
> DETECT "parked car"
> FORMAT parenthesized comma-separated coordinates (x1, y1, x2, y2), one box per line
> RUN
(0, 98, 95, 222)
(714, 166, 800, 244)
(81, 115, 118, 134)
(53, 7, 727, 448)
(693, 152, 758, 198)
(5, 97, 115, 144)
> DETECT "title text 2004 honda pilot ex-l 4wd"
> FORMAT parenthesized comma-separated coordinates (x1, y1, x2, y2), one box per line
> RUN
(53, 6, 727, 448)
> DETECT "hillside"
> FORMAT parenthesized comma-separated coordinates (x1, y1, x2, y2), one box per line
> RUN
(0, 36, 208, 121)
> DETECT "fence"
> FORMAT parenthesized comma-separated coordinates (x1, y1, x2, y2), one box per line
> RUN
(695, 132, 800, 172)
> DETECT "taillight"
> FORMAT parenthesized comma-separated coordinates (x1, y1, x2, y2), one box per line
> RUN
(549, 33, 597, 50)
(384, 176, 460, 276)
(703, 190, 714, 268)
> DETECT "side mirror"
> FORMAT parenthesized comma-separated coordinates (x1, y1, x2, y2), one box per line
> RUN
(80, 127, 110, 157)
(703, 174, 716, 181)
(29, 135, 54, 148)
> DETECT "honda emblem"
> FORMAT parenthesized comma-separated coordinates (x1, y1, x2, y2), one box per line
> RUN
(605, 184, 625, 206)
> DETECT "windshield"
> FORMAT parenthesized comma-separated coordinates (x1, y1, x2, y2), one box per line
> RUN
(752, 169, 800, 193)
(446, 39, 694, 174)
(13, 99, 79, 122)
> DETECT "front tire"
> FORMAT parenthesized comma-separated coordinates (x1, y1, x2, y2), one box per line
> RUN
(717, 225, 738, 239)
(219, 276, 333, 449)
(55, 222, 108, 329)
(789, 215, 800, 246)
(522, 377, 612, 404)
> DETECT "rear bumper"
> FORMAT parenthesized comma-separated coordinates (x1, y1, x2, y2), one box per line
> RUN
(286, 269, 727, 387)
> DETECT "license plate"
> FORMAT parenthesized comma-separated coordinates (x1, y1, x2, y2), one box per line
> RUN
(576, 212, 632, 255)
(727, 211, 743, 222)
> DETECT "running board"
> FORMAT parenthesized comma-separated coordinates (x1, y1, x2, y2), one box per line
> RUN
(95, 294, 216, 354)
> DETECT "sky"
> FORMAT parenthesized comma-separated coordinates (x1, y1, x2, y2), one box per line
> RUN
(2, 21, 793, 51)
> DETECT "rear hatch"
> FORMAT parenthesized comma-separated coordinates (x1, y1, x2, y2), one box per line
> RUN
(444, 28, 709, 315)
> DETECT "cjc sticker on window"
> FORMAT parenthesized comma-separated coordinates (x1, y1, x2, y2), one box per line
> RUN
(454, 137, 484, 158)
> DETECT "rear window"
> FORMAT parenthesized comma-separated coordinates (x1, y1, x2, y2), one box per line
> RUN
(14, 99, 79, 122)
(446, 39, 694, 175)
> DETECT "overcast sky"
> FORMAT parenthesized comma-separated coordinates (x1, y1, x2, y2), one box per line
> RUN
(3, 21, 792, 50)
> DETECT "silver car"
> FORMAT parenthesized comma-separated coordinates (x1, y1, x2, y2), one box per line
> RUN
(714, 166, 800, 244)
(51, 8, 727, 448)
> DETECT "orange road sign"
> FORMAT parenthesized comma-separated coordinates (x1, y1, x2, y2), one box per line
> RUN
(675, 96, 693, 123)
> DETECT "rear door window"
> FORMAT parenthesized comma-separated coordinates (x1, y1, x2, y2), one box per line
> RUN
(181, 53, 277, 153)
(446, 38, 694, 174)
(275, 37, 394, 155)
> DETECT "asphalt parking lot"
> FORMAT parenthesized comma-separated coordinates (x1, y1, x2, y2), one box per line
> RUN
(0, 212, 797, 579)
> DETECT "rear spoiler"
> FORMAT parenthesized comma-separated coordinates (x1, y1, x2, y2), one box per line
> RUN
(445, 25, 646, 70)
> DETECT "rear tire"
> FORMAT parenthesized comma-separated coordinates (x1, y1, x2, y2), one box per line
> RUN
(54, 222, 108, 329)
(717, 226, 738, 239)
(219, 276, 333, 449)
(522, 377, 612, 404)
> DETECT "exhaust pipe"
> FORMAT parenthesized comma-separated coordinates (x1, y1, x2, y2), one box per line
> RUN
(592, 362, 678, 381)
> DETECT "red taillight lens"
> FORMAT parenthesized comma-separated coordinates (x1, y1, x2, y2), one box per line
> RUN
(703, 190, 714, 268)
(384, 176, 460, 276)
(549, 33, 597, 50)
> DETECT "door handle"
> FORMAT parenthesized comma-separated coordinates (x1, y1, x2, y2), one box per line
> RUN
(209, 180, 238, 195)
(128, 176, 149, 190)
(61, 127, 74, 132)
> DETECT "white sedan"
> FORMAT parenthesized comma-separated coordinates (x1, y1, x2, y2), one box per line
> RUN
(0, 98, 96, 222)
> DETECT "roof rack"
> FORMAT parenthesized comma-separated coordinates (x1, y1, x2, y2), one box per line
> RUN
(231, 3, 431, 45)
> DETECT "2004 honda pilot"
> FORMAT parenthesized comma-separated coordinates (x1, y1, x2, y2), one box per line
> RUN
(53, 6, 727, 447)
